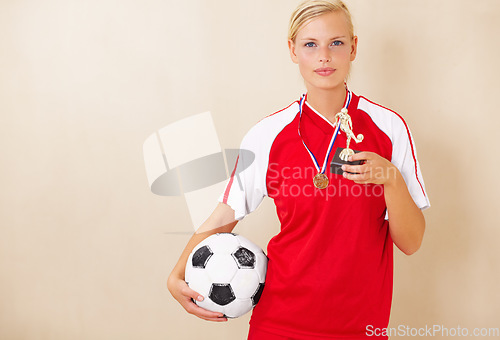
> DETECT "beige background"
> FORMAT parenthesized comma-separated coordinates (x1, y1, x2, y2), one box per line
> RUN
(1, 0, 499, 339)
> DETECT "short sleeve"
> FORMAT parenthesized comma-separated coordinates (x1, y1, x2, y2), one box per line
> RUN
(386, 116, 430, 220)
(218, 128, 267, 221)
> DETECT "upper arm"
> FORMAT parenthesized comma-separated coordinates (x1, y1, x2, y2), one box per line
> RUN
(195, 202, 238, 235)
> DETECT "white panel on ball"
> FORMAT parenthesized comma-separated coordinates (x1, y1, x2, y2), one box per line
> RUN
(224, 299, 253, 319)
(206, 233, 241, 255)
(186, 269, 212, 300)
(205, 254, 239, 283)
(231, 270, 260, 299)
(255, 252, 269, 283)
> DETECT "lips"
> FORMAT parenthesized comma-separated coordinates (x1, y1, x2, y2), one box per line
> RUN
(315, 67, 335, 76)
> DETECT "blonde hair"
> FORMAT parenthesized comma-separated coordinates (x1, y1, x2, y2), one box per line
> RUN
(288, 0, 354, 42)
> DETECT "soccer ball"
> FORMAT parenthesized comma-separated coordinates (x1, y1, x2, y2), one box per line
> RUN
(185, 233, 268, 318)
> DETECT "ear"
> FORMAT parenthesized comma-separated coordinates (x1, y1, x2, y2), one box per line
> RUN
(350, 35, 358, 61)
(288, 39, 299, 64)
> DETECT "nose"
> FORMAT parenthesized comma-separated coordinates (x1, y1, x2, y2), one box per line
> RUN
(319, 46, 331, 63)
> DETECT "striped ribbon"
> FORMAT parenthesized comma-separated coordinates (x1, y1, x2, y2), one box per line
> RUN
(297, 90, 352, 176)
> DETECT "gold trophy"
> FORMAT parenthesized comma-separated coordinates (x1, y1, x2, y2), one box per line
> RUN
(335, 108, 364, 161)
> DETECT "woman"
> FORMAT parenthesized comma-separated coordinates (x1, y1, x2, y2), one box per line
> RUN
(167, 0, 430, 339)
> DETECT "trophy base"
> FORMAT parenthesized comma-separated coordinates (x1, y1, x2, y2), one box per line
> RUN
(330, 147, 363, 175)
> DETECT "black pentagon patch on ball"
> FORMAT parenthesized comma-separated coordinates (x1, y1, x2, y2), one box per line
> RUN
(209, 284, 236, 306)
(252, 283, 265, 306)
(232, 247, 255, 269)
(192, 245, 213, 268)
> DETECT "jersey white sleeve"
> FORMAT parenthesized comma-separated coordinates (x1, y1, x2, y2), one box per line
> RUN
(217, 127, 267, 221)
(385, 115, 430, 220)
(391, 116, 430, 207)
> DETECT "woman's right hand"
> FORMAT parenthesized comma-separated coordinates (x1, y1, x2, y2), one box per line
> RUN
(167, 274, 228, 322)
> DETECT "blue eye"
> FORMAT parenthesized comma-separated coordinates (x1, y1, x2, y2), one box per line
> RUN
(305, 42, 316, 47)
(332, 40, 343, 46)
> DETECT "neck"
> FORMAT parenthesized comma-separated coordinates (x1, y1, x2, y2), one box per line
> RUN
(305, 86, 348, 122)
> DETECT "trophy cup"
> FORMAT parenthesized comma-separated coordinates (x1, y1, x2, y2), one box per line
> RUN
(336, 108, 364, 161)
(330, 108, 365, 175)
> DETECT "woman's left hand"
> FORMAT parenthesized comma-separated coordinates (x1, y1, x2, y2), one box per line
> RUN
(341, 151, 399, 185)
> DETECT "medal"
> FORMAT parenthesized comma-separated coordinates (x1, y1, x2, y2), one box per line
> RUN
(298, 90, 352, 189)
(313, 173, 329, 189)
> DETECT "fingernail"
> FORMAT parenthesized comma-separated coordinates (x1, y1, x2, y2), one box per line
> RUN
(343, 172, 347, 178)
(197, 295, 204, 301)
(341, 165, 346, 170)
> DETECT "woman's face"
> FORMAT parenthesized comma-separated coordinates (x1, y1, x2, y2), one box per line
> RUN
(288, 11, 357, 92)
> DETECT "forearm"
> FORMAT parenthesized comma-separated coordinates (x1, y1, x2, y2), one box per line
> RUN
(384, 170, 425, 255)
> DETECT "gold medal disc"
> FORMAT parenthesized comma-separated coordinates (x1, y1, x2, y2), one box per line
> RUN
(313, 173, 329, 189)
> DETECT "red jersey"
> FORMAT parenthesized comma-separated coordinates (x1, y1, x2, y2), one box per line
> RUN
(219, 92, 430, 339)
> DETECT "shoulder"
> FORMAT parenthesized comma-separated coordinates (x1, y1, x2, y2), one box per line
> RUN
(240, 99, 299, 149)
(356, 94, 410, 143)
